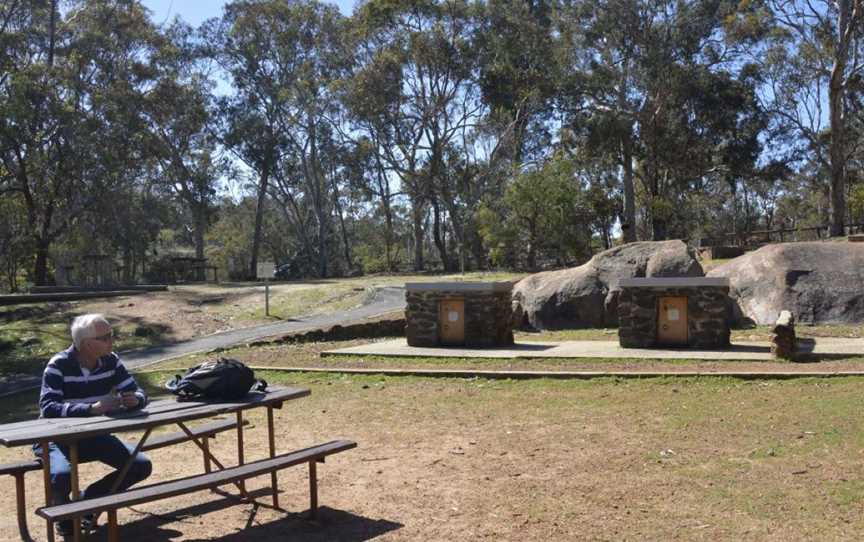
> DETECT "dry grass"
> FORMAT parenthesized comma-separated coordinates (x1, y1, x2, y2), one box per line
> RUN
(2, 373, 864, 541)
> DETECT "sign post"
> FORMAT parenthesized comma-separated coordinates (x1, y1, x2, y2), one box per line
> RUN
(256, 262, 276, 316)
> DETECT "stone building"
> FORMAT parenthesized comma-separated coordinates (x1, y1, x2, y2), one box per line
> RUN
(405, 282, 514, 347)
(617, 277, 730, 348)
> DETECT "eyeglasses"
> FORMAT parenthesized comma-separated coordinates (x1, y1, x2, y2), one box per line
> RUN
(89, 332, 114, 342)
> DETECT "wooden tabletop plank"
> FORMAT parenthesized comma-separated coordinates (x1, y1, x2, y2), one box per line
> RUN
(0, 398, 212, 438)
(0, 387, 309, 447)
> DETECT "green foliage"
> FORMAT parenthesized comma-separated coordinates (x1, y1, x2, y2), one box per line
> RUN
(478, 155, 599, 269)
(205, 197, 257, 280)
(849, 184, 864, 225)
(0, 0, 858, 283)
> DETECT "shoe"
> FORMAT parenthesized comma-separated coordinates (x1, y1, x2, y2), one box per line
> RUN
(81, 513, 98, 532)
(55, 521, 74, 539)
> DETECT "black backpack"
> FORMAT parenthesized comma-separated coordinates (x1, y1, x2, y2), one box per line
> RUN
(165, 358, 267, 400)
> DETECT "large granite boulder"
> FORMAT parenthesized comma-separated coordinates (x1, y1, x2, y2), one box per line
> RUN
(707, 242, 864, 325)
(512, 240, 703, 329)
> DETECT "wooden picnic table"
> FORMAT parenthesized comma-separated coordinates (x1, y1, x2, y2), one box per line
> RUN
(0, 386, 310, 542)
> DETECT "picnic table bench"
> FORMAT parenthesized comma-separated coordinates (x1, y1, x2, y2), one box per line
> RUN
(0, 386, 356, 542)
(37, 440, 356, 542)
(0, 418, 245, 541)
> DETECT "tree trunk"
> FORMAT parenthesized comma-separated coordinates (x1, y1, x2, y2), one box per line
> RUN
(123, 249, 133, 284)
(194, 207, 207, 281)
(621, 133, 637, 243)
(375, 157, 396, 271)
(411, 198, 425, 271)
(318, 224, 328, 278)
(33, 237, 50, 286)
(618, 62, 636, 244)
(432, 199, 451, 271)
(828, 4, 851, 237)
(331, 177, 353, 274)
(249, 168, 269, 279)
(652, 217, 668, 241)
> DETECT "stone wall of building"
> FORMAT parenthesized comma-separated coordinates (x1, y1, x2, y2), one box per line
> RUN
(618, 284, 730, 348)
(405, 286, 514, 347)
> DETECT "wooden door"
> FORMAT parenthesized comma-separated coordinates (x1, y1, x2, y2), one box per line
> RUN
(657, 296, 688, 345)
(439, 299, 465, 345)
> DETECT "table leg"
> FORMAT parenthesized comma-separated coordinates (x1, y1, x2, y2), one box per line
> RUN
(14, 471, 32, 542)
(267, 406, 279, 508)
(40, 440, 55, 542)
(107, 428, 152, 494)
(308, 460, 317, 519)
(107, 510, 119, 542)
(236, 412, 246, 495)
(175, 422, 249, 498)
(202, 435, 212, 473)
(69, 443, 81, 542)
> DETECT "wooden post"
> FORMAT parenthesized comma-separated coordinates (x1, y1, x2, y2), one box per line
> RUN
(202, 436, 212, 474)
(236, 412, 246, 495)
(108, 428, 152, 494)
(41, 441, 55, 542)
(14, 472, 31, 541)
(107, 510, 119, 542)
(70, 443, 81, 542)
(267, 406, 279, 508)
(308, 460, 318, 519)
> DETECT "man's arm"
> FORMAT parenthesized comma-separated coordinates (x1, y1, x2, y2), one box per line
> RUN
(113, 357, 147, 409)
(39, 360, 92, 418)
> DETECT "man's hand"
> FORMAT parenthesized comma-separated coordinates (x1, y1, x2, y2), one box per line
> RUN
(89, 396, 121, 415)
(120, 391, 140, 409)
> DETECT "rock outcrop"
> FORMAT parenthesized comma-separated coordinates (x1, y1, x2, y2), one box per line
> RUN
(707, 242, 864, 325)
(512, 240, 703, 330)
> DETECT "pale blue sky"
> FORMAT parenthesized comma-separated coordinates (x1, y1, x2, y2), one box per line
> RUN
(141, 0, 358, 27)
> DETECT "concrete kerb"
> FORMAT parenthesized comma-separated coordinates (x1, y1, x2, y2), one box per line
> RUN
(246, 367, 864, 380)
(138, 366, 864, 381)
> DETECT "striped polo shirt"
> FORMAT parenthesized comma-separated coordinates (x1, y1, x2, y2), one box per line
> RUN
(38, 345, 148, 418)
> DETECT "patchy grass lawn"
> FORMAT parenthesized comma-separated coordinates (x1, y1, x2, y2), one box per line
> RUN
(0, 272, 523, 378)
(0, 303, 167, 377)
(1, 372, 864, 540)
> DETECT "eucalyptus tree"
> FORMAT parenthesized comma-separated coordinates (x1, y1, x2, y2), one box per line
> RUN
(477, 154, 594, 269)
(475, 0, 558, 165)
(0, 0, 162, 284)
(144, 21, 226, 276)
(760, 0, 864, 236)
(266, 0, 350, 278)
(209, 0, 349, 278)
(206, 0, 289, 279)
(339, 135, 403, 271)
(0, 191, 31, 292)
(346, 0, 483, 271)
(557, 0, 765, 241)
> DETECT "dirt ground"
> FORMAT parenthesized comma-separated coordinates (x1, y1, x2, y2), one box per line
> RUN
(2, 374, 864, 542)
(79, 287, 285, 342)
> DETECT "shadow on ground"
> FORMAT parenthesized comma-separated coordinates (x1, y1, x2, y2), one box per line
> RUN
(89, 492, 402, 542)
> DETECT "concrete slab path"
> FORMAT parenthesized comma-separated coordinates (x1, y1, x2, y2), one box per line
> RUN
(322, 337, 863, 361)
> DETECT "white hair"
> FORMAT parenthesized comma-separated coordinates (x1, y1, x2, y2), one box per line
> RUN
(71, 314, 111, 348)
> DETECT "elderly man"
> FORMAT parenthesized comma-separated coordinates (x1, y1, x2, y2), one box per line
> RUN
(34, 314, 152, 539)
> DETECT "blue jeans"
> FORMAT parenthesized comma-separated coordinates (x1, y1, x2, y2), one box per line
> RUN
(33, 435, 152, 530)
